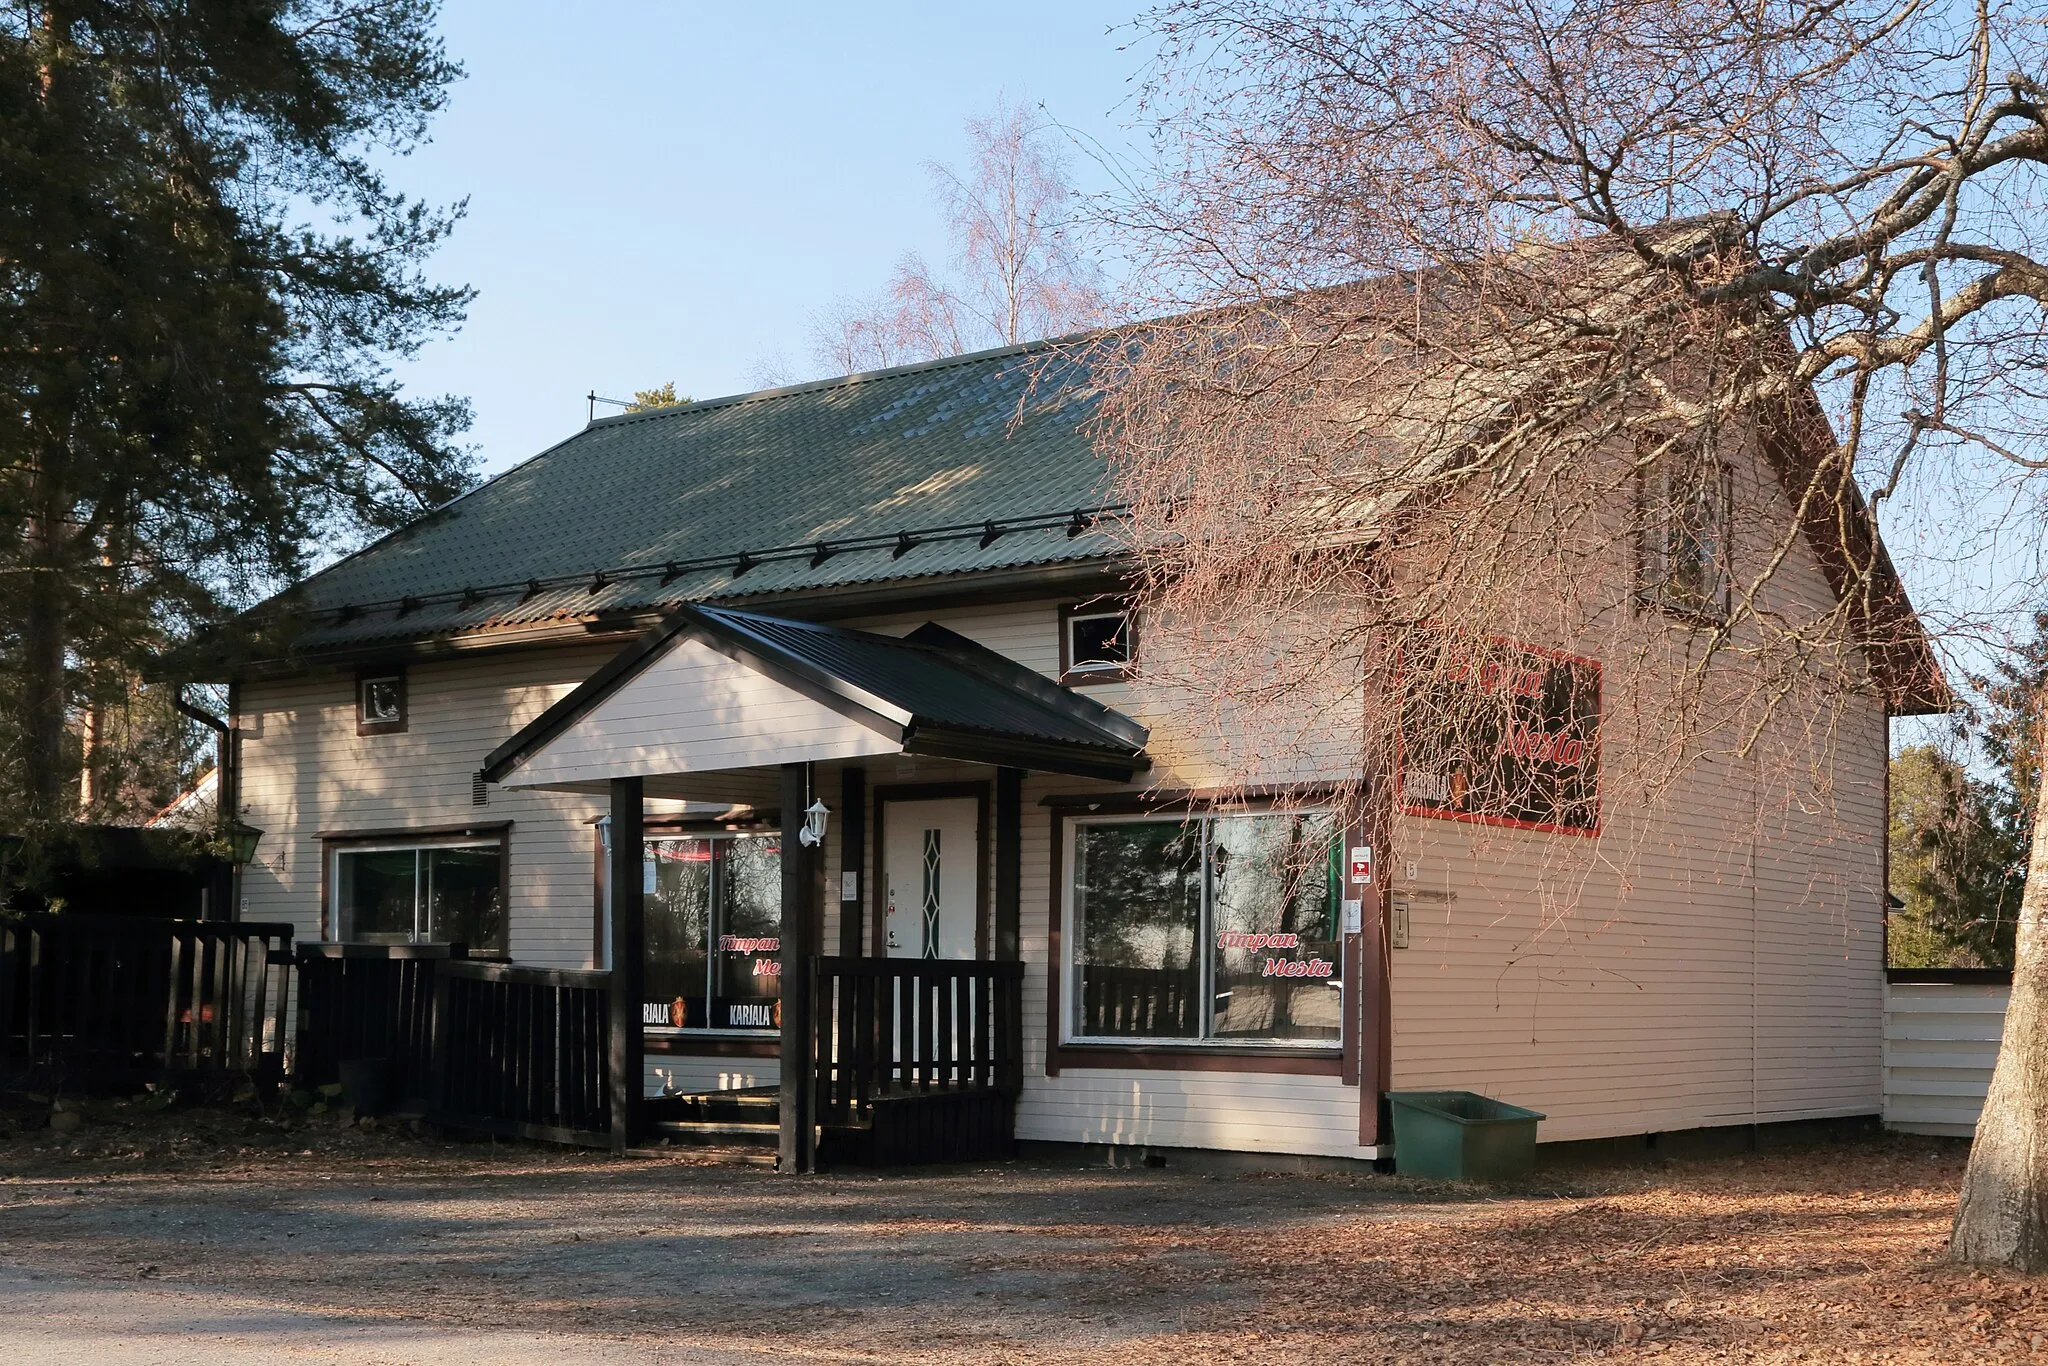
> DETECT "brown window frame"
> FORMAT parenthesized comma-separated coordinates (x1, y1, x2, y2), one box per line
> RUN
(1058, 598, 1137, 685)
(1043, 791, 1351, 1078)
(1635, 437, 1736, 626)
(592, 813, 786, 1056)
(355, 668, 408, 736)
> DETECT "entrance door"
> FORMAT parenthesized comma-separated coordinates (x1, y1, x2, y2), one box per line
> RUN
(881, 796, 981, 959)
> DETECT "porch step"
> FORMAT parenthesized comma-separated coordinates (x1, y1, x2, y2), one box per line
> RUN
(649, 1118, 780, 1146)
(647, 1085, 778, 1124)
(646, 1088, 781, 1149)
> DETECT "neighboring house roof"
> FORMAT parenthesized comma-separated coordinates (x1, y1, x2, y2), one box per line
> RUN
(215, 340, 1122, 665)
(144, 768, 218, 830)
(482, 605, 1151, 787)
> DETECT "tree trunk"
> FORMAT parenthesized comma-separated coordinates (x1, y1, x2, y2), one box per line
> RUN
(21, 10, 75, 825)
(77, 700, 103, 814)
(19, 495, 71, 822)
(1950, 714, 2048, 1270)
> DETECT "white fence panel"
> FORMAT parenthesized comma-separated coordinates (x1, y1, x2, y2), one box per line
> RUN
(1882, 979, 2011, 1137)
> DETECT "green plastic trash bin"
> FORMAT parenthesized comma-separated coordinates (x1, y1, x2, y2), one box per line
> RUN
(1387, 1090, 1546, 1180)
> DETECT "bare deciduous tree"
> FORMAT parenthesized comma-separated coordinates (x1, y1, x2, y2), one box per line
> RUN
(1094, 0, 2048, 1269)
(813, 99, 1105, 374)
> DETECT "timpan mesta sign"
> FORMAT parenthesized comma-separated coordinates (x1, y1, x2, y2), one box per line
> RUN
(1396, 633, 1602, 837)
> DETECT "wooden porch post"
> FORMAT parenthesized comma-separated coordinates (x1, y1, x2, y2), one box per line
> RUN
(607, 776, 644, 1153)
(994, 768, 1023, 961)
(838, 766, 866, 958)
(778, 762, 816, 1172)
(1355, 775, 1393, 1149)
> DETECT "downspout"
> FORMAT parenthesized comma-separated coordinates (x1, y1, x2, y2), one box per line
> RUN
(173, 685, 234, 920)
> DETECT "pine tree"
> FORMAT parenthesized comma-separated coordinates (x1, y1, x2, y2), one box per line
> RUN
(0, 3, 475, 828)
(1889, 744, 2023, 969)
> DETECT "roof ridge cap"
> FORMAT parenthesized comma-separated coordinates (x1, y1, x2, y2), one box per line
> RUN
(582, 333, 1097, 430)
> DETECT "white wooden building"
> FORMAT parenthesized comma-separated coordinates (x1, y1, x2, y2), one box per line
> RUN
(201, 337, 1943, 1163)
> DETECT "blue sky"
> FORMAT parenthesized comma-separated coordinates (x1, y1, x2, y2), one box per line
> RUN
(388, 2, 1153, 478)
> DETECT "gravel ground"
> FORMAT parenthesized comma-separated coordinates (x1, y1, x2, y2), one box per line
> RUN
(0, 1096, 2040, 1364)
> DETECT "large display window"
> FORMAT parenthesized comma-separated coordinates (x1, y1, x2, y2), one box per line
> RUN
(641, 833, 782, 1033)
(1065, 811, 1342, 1047)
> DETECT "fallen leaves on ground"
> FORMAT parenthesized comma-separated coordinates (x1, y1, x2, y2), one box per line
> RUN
(0, 1097, 2038, 1363)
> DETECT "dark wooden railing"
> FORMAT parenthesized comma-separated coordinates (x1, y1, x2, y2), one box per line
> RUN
(293, 949, 1023, 1160)
(295, 944, 611, 1146)
(1076, 964, 1200, 1039)
(0, 914, 295, 1088)
(812, 957, 1023, 1128)
(431, 959, 610, 1146)
(294, 943, 463, 1107)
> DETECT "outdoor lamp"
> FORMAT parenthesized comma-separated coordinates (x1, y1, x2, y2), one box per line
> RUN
(798, 799, 830, 848)
(221, 818, 265, 867)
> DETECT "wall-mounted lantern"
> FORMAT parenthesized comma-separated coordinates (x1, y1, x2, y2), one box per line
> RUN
(221, 819, 265, 868)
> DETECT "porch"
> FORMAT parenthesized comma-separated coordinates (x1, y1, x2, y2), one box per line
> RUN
(472, 603, 1148, 1167)
(291, 943, 1023, 1164)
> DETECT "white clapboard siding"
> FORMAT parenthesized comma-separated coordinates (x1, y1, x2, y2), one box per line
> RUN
(1385, 488, 1890, 1145)
(239, 515, 1893, 1156)
(236, 645, 619, 969)
(1883, 982, 2010, 1136)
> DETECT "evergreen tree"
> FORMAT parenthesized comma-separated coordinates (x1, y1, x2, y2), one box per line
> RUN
(0, 3, 475, 828)
(1976, 611, 2048, 833)
(1889, 744, 2023, 969)
(625, 382, 689, 412)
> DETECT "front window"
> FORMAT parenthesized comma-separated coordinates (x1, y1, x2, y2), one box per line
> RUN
(1067, 811, 1342, 1047)
(643, 833, 783, 1033)
(333, 841, 504, 954)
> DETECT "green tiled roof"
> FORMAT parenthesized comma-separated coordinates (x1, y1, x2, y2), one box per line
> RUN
(242, 340, 1122, 656)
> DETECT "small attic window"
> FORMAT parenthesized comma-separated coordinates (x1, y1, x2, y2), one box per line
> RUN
(357, 670, 407, 735)
(1637, 433, 1734, 623)
(1061, 601, 1135, 683)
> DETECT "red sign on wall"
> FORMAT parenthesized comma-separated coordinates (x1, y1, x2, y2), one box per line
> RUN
(1396, 632, 1603, 837)
(1349, 846, 1373, 885)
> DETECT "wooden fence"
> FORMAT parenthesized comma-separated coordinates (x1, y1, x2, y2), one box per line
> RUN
(432, 959, 611, 1146)
(813, 958, 1023, 1130)
(294, 943, 462, 1109)
(294, 949, 1021, 1161)
(1883, 969, 2011, 1137)
(0, 914, 295, 1089)
(296, 944, 611, 1145)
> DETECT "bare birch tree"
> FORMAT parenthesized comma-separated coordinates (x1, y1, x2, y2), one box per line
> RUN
(812, 99, 1105, 373)
(1093, 0, 2048, 1269)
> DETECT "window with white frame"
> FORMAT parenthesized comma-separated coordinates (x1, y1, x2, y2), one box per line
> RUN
(1065, 810, 1342, 1047)
(1061, 601, 1135, 681)
(331, 838, 504, 954)
(1638, 437, 1734, 619)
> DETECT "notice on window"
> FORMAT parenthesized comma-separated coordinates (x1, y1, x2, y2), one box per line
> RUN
(1397, 632, 1601, 836)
